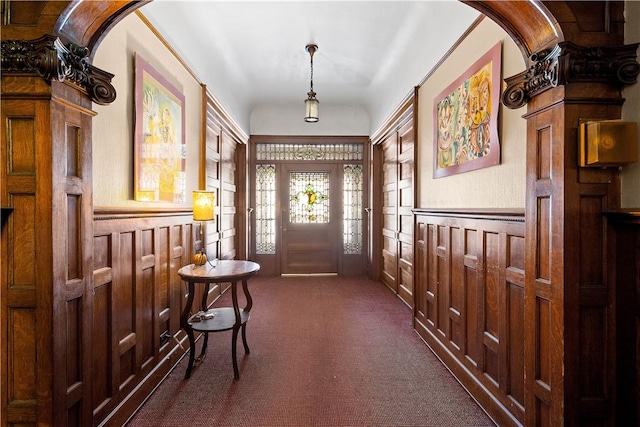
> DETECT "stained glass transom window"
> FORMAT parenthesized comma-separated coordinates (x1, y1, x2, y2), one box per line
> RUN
(289, 172, 330, 224)
(255, 164, 276, 254)
(343, 165, 363, 254)
(256, 144, 363, 161)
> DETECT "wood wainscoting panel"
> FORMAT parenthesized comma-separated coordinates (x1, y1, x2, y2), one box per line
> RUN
(91, 210, 200, 426)
(414, 209, 525, 426)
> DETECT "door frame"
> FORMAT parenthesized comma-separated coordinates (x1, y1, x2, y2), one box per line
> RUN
(249, 135, 370, 276)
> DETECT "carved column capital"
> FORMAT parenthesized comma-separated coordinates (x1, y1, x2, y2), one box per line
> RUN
(502, 42, 639, 109)
(502, 45, 560, 109)
(1, 36, 116, 105)
(557, 41, 640, 87)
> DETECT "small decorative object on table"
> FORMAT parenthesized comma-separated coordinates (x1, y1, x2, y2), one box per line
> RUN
(193, 250, 207, 266)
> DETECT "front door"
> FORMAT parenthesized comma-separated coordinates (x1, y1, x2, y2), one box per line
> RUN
(281, 164, 339, 274)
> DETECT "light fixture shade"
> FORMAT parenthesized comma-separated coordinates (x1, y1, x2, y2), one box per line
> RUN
(304, 95, 319, 123)
(304, 44, 319, 123)
(579, 120, 639, 167)
(192, 191, 215, 221)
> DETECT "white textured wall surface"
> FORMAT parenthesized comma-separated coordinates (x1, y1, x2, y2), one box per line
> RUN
(621, 0, 640, 208)
(250, 103, 369, 136)
(417, 18, 526, 209)
(92, 13, 202, 208)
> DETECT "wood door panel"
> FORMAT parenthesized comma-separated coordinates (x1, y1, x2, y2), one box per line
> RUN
(281, 164, 339, 274)
(374, 104, 414, 306)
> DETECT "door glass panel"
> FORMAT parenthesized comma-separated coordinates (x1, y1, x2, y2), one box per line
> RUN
(255, 164, 276, 254)
(343, 164, 363, 254)
(289, 171, 329, 224)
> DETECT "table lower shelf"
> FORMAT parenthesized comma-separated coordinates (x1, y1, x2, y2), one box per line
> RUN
(189, 307, 249, 332)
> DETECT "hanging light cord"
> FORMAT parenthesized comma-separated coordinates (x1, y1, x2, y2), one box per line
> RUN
(308, 45, 316, 94)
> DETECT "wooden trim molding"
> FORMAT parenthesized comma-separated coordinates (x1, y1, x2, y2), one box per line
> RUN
(604, 209, 640, 225)
(412, 208, 525, 222)
(94, 206, 192, 220)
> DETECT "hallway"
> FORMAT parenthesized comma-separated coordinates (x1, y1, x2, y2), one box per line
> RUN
(126, 275, 495, 427)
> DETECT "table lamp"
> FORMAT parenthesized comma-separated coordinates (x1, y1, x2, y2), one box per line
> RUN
(192, 190, 215, 265)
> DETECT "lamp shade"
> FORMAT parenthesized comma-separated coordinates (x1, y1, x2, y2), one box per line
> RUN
(192, 191, 215, 221)
(304, 95, 319, 123)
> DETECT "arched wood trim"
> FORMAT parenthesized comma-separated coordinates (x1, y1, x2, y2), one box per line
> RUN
(48, 1, 564, 84)
(462, 0, 563, 59)
(54, 0, 150, 58)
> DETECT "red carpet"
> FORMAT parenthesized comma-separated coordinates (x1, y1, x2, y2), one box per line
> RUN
(126, 275, 495, 426)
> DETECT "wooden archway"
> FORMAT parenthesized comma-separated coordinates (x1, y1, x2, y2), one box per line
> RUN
(1, 1, 637, 426)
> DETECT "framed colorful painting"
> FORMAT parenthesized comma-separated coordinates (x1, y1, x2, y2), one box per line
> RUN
(433, 42, 502, 178)
(134, 53, 186, 202)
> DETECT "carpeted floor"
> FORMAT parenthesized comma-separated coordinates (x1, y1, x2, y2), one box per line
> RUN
(126, 275, 495, 427)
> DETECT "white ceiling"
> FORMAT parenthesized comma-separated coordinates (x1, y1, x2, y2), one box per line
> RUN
(139, 0, 481, 133)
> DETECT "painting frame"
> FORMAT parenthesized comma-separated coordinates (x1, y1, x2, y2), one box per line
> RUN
(433, 42, 502, 178)
(134, 53, 186, 202)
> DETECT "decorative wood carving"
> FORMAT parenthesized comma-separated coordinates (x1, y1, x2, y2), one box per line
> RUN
(558, 42, 640, 86)
(503, 42, 639, 109)
(502, 45, 560, 109)
(1, 35, 116, 105)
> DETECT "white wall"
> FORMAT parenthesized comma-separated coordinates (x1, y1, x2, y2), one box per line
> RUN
(250, 103, 369, 136)
(92, 13, 202, 208)
(91, 6, 636, 211)
(417, 18, 527, 209)
(622, 0, 640, 208)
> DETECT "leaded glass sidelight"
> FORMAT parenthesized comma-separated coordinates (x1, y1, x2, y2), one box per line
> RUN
(289, 172, 330, 223)
(343, 164, 363, 254)
(255, 164, 276, 254)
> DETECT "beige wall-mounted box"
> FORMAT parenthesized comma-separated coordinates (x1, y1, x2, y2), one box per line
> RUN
(579, 120, 638, 167)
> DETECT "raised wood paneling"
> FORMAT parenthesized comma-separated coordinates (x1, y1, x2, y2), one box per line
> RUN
(201, 90, 245, 263)
(202, 95, 221, 260)
(1, 94, 45, 426)
(91, 210, 197, 426)
(524, 86, 624, 426)
(373, 96, 415, 307)
(397, 120, 414, 305)
(381, 132, 398, 292)
(414, 209, 525, 426)
(220, 131, 238, 260)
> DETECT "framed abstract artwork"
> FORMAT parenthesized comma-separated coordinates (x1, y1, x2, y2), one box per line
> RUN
(134, 53, 186, 202)
(433, 42, 502, 178)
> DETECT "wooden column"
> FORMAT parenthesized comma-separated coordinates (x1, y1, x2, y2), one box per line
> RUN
(1, 34, 116, 426)
(504, 41, 639, 426)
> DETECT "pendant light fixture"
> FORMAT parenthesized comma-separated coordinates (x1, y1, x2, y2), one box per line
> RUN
(304, 44, 319, 123)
